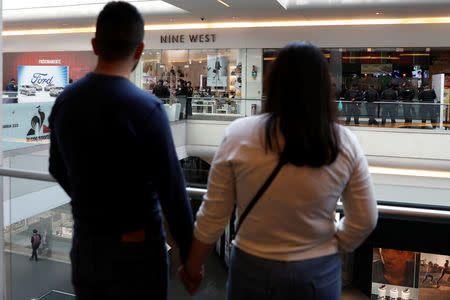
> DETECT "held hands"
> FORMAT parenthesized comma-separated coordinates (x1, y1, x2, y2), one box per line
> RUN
(178, 264, 204, 296)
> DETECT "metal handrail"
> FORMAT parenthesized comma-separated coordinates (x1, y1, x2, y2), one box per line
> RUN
(0, 167, 55, 182)
(335, 100, 450, 106)
(0, 168, 448, 221)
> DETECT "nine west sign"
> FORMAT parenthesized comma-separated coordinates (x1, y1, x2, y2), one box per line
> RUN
(160, 34, 217, 44)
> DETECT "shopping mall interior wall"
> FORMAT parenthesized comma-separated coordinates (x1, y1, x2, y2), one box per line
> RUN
(2, 51, 97, 90)
(185, 120, 450, 166)
(5, 23, 450, 53)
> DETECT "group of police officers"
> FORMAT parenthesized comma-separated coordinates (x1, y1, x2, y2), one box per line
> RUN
(341, 83, 438, 127)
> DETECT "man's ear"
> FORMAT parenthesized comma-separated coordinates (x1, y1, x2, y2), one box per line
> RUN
(91, 38, 99, 56)
(134, 42, 145, 60)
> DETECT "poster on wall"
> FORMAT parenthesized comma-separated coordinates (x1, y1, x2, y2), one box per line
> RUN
(371, 248, 450, 300)
(207, 55, 228, 87)
(18, 66, 69, 103)
(3, 102, 53, 151)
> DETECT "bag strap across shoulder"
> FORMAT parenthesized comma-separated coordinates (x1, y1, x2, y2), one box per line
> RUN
(232, 156, 287, 240)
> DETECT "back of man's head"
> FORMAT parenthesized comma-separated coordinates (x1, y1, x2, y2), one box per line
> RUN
(95, 1, 144, 60)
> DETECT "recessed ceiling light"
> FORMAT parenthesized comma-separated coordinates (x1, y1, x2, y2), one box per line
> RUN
(376, 11, 382, 15)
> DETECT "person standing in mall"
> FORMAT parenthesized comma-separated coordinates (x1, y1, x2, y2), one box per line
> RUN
(30, 229, 41, 262)
(418, 84, 438, 128)
(6, 78, 17, 91)
(380, 84, 399, 125)
(186, 81, 194, 118)
(153, 79, 170, 99)
(48, 2, 196, 299)
(364, 85, 379, 125)
(179, 42, 378, 299)
(344, 83, 363, 125)
(400, 82, 415, 124)
(176, 79, 189, 119)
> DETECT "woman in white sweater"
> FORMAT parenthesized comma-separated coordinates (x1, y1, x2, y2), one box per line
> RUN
(179, 42, 378, 299)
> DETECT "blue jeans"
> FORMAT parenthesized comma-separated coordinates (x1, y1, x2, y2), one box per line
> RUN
(227, 246, 341, 300)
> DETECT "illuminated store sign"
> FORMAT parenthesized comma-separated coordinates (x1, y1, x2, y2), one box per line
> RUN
(160, 34, 217, 44)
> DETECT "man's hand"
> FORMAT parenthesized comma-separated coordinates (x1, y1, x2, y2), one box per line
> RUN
(178, 264, 204, 296)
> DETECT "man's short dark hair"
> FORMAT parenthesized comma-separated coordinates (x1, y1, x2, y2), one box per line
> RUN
(158, 79, 164, 84)
(95, 1, 144, 60)
(33, 229, 38, 233)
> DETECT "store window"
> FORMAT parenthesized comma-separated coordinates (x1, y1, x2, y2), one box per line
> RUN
(137, 48, 257, 120)
(140, 49, 246, 98)
(263, 47, 450, 129)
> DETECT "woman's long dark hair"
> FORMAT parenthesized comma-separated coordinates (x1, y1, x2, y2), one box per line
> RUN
(263, 42, 340, 167)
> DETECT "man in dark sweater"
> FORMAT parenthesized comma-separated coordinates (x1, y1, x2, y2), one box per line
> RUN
(48, 2, 196, 299)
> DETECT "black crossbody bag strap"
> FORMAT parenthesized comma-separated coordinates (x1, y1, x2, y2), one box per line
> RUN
(232, 157, 287, 240)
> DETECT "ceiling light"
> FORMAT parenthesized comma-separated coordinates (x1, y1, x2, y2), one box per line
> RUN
(5, 16, 450, 36)
(369, 167, 450, 179)
(376, 12, 382, 15)
(399, 53, 430, 56)
(217, 0, 230, 8)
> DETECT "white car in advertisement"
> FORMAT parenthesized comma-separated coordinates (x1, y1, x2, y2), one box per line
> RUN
(19, 85, 36, 96)
(49, 87, 64, 97)
(44, 83, 55, 91)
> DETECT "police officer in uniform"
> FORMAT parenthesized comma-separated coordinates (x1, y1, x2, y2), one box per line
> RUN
(418, 84, 438, 127)
(344, 84, 364, 125)
(400, 83, 415, 123)
(380, 84, 399, 125)
(364, 85, 379, 125)
(186, 81, 194, 118)
(153, 79, 170, 99)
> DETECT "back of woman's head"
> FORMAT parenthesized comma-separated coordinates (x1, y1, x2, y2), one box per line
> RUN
(263, 42, 340, 167)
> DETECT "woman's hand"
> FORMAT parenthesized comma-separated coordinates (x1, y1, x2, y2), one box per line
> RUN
(178, 264, 204, 295)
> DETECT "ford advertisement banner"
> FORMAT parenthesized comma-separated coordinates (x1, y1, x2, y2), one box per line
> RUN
(18, 66, 68, 103)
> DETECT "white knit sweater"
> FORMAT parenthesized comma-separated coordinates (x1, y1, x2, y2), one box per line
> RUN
(194, 114, 378, 261)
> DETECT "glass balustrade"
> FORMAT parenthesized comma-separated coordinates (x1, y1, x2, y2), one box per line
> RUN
(336, 100, 450, 129)
(3, 175, 73, 299)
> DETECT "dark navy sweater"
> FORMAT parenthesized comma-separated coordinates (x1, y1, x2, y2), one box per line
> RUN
(49, 73, 193, 261)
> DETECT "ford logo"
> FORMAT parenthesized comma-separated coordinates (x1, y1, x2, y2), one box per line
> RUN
(31, 73, 54, 85)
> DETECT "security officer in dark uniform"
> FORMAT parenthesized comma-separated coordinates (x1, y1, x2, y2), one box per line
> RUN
(364, 85, 379, 125)
(418, 84, 438, 127)
(344, 84, 364, 125)
(186, 81, 194, 118)
(400, 82, 415, 123)
(380, 84, 399, 125)
(153, 79, 170, 99)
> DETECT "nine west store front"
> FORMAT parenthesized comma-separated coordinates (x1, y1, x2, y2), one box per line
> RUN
(5, 24, 450, 120)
